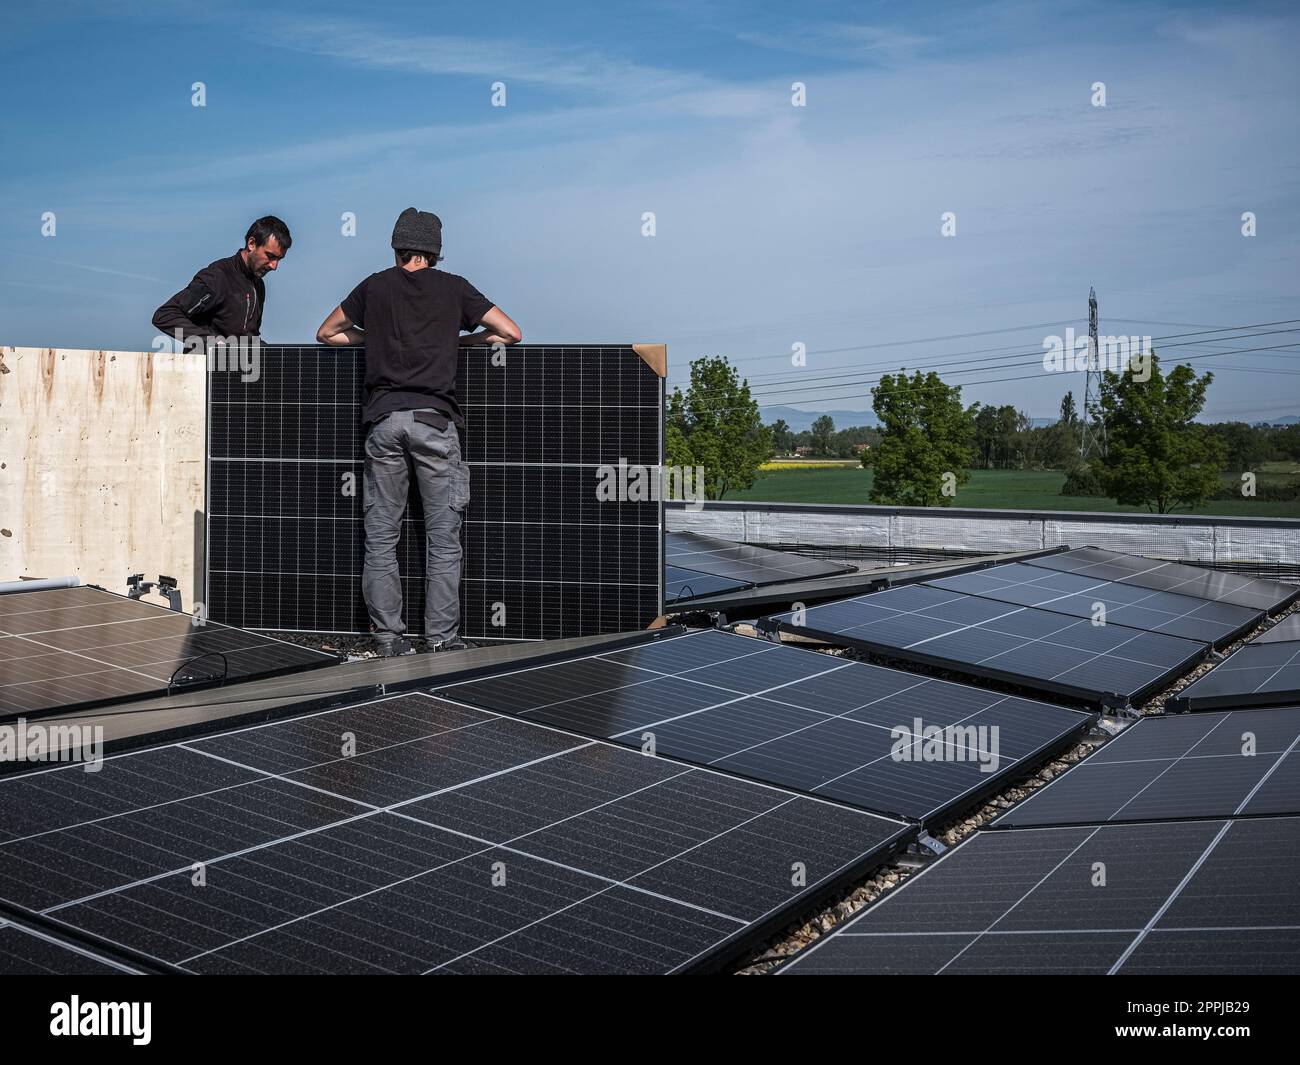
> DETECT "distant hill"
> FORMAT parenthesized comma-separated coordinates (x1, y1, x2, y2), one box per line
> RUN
(1255, 415, 1300, 426)
(760, 405, 877, 431)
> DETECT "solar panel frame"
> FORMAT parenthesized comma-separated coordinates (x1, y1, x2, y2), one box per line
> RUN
(0, 920, 143, 975)
(0, 586, 337, 720)
(780, 816, 1300, 975)
(429, 628, 1095, 826)
(993, 706, 1300, 827)
(205, 344, 665, 641)
(762, 583, 1210, 708)
(0, 691, 912, 975)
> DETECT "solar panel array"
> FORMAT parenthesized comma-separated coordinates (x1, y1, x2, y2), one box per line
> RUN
(926, 561, 1263, 648)
(781, 816, 1300, 974)
(760, 548, 1300, 708)
(1022, 547, 1298, 613)
(0, 691, 909, 974)
(432, 628, 1092, 825)
(666, 531, 854, 595)
(995, 706, 1300, 827)
(0, 586, 336, 718)
(1170, 613, 1300, 712)
(207, 345, 664, 641)
(763, 582, 1208, 707)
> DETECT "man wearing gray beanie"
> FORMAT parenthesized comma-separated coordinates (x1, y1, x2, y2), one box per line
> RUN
(317, 208, 522, 655)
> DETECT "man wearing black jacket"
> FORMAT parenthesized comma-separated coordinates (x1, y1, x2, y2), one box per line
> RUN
(152, 216, 291, 342)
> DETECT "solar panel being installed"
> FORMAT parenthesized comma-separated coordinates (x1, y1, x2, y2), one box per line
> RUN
(781, 816, 1300, 974)
(666, 530, 855, 591)
(762, 583, 1208, 708)
(1022, 547, 1299, 614)
(207, 344, 664, 640)
(994, 705, 1300, 827)
(430, 628, 1093, 825)
(925, 562, 1263, 648)
(0, 586, 336, 719)
(0, 921, 141, 975)
(0, 692, 909, 974)
(1169, 618, 1300, 712)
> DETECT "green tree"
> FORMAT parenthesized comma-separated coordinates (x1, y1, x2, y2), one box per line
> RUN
(810, 415, 836, 456)
(1201, 422, 1267, 472)
(832, 425, 880, 459)
(1045, 391, 1081, 467)
(870, 371, 974, 506)
(767, 418, 794, 455)
(1096, 351, 1225, 513)
(970, 404, 999, 468)
(666, 356, 772, 499)
(1277, 423, 1300, 462)
(970, 403, 1029, 468)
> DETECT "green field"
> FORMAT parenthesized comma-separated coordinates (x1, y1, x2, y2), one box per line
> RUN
(725, 466, 1300, 518)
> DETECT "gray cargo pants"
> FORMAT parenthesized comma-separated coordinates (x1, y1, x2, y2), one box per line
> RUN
(362, 409, 471, 645)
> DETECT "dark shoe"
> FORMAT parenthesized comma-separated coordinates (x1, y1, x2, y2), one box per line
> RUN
(429, 636, 478, 653)
(375, 637, 417, 657)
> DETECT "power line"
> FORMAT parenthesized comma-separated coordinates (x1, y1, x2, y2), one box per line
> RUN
(679, 340, 1300, 417)
(670, 317, 1300, 382)
(706, 327, 1300, 405)
(669, 319, 1300, 404)
(680, 321, 1070, 369)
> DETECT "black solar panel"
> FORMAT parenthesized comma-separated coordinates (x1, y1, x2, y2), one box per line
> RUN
(0, 921, 141, 975)
(430, 628, 1093, 825)
(0, 692, 908, 974)
(995, 706, 1300, 827)
(781, 816, 1300, 974)
(666, 530, 855, 588)
(207, 345, 664, 640)
(1255, 613, 1300, 644)
(665, 566, 752, 603)
(927, 562, 1262, 648)
(1169, 631, 1300, 711)
(0, 586, 336, 718)
(764, 583, 1208, 708)
(1023, 547, 1299, 613)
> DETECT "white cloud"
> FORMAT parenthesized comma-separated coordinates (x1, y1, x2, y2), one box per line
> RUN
(261, 16, 716, 100)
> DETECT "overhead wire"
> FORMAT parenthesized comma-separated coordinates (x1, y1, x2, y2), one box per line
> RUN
(668, 320, 1300, 402)
(672, 340, 1300, 416)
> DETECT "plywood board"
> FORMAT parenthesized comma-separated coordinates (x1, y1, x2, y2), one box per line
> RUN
(0, 346, 205, 606)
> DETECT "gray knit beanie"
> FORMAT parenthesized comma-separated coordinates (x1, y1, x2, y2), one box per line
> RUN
(391, 207, 443, 258)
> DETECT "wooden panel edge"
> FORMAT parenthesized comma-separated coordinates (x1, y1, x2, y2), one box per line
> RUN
(632, 343, 667, 378)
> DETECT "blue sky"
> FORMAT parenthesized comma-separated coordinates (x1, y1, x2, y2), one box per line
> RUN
(2, 0, 1297, 419)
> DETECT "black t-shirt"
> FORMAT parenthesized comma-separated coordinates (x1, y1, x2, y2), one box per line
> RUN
(340, 266, 493, 425)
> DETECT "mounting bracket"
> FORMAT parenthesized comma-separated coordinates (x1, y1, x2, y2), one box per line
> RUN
(914, 831, 947, 857)
(127, 573, 183, 612)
